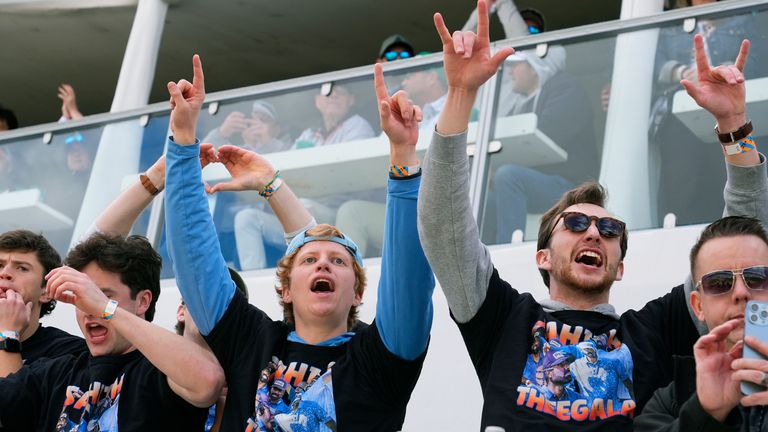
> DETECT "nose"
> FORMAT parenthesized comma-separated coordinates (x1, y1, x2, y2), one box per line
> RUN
(582, 220, 602, 241)
(732, 273, 751, 302)
(0, 266, 13, 280)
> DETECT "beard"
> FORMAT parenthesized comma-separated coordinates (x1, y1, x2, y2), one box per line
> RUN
(549, 252, 620, 296)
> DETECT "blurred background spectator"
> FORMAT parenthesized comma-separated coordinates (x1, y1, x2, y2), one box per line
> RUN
(0, 105, 18, 131)
(293, 84, 374, 149)
(203, 100, 290, 154)
(376, 34, 415, 63)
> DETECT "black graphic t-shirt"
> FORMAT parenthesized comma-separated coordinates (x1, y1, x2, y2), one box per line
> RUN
(205, 291, 426, 432)
(457, 269, 698, 431)
(0, 349, 207, 431)
(22, 325, 87, 365)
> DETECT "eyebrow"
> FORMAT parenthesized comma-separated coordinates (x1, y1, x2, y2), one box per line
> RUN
(0, 258, 34, 267)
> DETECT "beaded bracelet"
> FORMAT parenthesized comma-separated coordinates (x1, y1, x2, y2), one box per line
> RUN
(259, 171, 283, 200)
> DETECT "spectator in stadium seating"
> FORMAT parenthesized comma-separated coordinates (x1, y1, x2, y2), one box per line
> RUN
(0, 230, 86, 369)
(58, 84, 84, 121)
(376, 34, 415, 63)
(202, 100, 290, 154)
(491, 47, 598, 242)
(292, 83, 374, 149)
(635, 216, 768, 431)
(0, 105, 18, 131)
(163, 55, 434, 430)
(418, 4, 765, 429)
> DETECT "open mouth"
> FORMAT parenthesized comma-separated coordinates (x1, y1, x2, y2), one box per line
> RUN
(310, 279, 334, 293)
(575, 250, 603, 268)
(86, 323, 108, 343)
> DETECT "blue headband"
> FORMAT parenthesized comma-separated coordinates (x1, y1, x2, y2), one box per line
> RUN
(285, 230, 364, 268)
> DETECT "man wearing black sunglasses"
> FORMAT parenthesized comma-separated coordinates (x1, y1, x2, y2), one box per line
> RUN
(635, 216, 768, 431)
(419, 1, 767, 430)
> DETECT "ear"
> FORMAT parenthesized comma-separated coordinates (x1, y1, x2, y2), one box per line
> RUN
(352, 287, 362, 307)
(614, 261, 625, 282)
(38, 283, 51, 304)
(690, 290, 706, 322)
(281, 285, 292, 304)
(536, 248, 552, 272)
(314, 94, 323, 108)
(176, 304, 186, 323)
(135, 289, 153, 318)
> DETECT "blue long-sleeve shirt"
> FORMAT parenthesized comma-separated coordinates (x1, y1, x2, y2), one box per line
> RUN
(164, 138, 434, 360)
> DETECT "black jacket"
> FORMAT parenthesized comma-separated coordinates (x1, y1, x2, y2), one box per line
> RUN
(634, 355, 767, 432)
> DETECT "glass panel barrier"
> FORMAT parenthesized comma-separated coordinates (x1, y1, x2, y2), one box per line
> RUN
(479, 37, 615, 244)
(0, 126, 103, 256)
(649, 8, 768, 226)
(479, 5, 768, 245)
(171, 61, 466, 273)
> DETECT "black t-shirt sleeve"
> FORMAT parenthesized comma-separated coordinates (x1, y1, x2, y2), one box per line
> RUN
(0, 360, 51, 430)
(455, 268, 531, 382)
(204, 290, 275, 373)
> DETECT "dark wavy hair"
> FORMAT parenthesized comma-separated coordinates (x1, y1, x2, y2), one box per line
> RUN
(66, 233, 161, 322)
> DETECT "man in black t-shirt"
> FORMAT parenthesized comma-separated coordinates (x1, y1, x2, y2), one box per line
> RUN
(0, 233, 224, 431)
(419, 2, 767, 430)
(0, 229, 86, 365)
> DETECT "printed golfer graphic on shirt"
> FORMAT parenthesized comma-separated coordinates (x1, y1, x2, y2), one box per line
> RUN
(245, 358, 337, 432)
(517, 321, 635, 421)
(55, 374, 123, 432)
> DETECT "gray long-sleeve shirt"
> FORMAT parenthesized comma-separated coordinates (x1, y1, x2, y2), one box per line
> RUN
(417, 129, 768, 323)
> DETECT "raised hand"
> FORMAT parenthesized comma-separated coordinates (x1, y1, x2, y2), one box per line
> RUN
(681, 34, 749, 129)
(45, 266, 111, 318)
(0, 290, 31, 334)
(208, 145, 276, 193)
(433, 0, 513, 92)
(144, 143, 217, 192)
(219, 111, 248, 138)
(58, 84, 84, 120)
(374, 63, 421, 166)
(168, 54, 206, 144)
(694, 318, 744, 422)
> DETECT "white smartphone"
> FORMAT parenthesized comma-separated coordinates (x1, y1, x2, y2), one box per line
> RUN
(741, 300, 768, 395)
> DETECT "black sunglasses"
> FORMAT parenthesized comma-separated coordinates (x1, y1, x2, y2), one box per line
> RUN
(696, 266, 768, 296)
(555, 212, 625, 238)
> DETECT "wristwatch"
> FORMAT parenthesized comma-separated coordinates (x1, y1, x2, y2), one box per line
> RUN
(0, 337, 21, 353)
(715, 120, 753, 144)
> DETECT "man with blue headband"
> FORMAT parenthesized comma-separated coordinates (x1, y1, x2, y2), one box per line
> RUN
(163, 56, 434, 431)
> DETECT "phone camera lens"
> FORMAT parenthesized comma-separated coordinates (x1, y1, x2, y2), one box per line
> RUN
(752, 304, 759, 312)
(752, 314, 759, 322)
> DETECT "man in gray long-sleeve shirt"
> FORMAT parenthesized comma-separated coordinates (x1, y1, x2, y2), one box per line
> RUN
(418, 2, 768, 430)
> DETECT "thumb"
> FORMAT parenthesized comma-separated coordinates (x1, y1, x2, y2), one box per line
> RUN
(680, 79, 700, 102)
(209, 182, 238, 194)
(490, 47, 515, 70)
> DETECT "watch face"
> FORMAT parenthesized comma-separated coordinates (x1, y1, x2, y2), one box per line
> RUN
(1, 338, 21, 353)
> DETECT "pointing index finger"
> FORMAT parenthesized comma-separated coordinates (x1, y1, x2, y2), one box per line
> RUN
(373, 63, 389, 105)
(476, 0, 490, 42)
(192, 54, 205, 93)
(693, 34, 711, 78)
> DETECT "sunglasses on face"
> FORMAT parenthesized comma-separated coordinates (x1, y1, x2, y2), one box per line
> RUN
(383, 50, 412, 61)
(555, 212, 626, 239)
(696, 266, 768, 296)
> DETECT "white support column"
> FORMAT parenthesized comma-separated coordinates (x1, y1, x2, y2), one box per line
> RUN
(71, 0, 168, 245)
(599, 0, 664, 229)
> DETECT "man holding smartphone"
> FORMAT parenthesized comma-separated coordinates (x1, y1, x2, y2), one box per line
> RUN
(635, 216, 768, 431)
